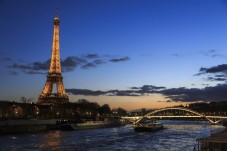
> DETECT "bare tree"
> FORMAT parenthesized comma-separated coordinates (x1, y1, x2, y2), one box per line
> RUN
(20, 97, 33, 103)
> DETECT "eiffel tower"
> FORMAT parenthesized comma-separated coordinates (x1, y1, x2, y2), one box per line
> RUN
(37, 12, 69, 104)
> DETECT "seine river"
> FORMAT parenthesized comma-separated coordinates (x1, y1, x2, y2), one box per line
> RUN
(0, 120, 224, 151)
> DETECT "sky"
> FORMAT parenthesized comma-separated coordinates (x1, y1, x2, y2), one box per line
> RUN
(1, 0, 227, 111)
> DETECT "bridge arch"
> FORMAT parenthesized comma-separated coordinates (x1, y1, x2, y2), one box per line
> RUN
(136, 107, 220, 124)
(145, 107, 204, 117)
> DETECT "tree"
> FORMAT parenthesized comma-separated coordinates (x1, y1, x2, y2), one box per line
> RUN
(99, 104, 111, 115)
(112, 107, 127, 116)
(20, 97, 33, 103)
(77, 99, 89, 104)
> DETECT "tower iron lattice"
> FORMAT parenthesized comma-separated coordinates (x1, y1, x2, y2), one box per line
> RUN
(37, 13, 69, 104)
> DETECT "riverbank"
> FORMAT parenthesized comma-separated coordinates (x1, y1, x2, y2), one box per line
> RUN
(196, 129, 227, 150)
(0, 119, 126, 134)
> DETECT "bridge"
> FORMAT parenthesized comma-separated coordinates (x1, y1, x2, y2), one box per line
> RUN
(122, 107, 227, 124)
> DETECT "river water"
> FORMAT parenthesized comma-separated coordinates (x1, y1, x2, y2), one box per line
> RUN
(0, 120, 224, 151)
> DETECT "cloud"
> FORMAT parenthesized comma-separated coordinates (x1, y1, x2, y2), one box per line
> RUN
(7, 54, 128, 74)
(163, 84, 227, 102)
(8, 63, 33, 70)
(81, 59, 106, 69)
(200, 49, 226, 58)
(7, 57, 80, 73)
(195, 64, 227, 81)
(109, 57, 130, 62)
(8, 60, 50, 71)
(85, 54, 98, 59)
(130, 87, 141, 90)
(200, 49, 216, 57)
(162, 87, 203, 102)
(0, 55, 13, 62)
(66, 85, 166, 97)
(67, 89, 106, 96)
(8, 57, 84, 72)
(66, 88, 140, 96)
(61, 56, 86, 72)
(22, 71, 46, 75)
(199, 64, 227, 74)
(206, 76, 227, 82)
(94, 59, 105, 65)
(130, 85, 166, 94)
(140, 85, 166, 91)
(66, 83, 227, 103)
(8, 71, 18, 75)
(82, 63, 96, 69)
(171, 49, 226, 59)
(107, 90, 141, 96)
(3, 57, 12, 61)
(32, 61, 50, 70)
(171, 53, 181, 57)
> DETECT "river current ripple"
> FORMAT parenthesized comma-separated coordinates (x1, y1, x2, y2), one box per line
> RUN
(0, 120, 224, 151)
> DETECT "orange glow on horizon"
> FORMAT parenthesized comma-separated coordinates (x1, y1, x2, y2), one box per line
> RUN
(69, 94, 188, 111)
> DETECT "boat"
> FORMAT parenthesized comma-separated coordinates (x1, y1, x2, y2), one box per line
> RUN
(134, 118, 163, 132)
(48, 119, 126, 131)
(73, 121, 125, 130)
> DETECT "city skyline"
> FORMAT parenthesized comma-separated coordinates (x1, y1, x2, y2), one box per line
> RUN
(1, 0, 227, 110)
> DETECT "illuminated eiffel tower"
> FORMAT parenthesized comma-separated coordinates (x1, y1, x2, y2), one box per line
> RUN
(37, 12, 69, 104)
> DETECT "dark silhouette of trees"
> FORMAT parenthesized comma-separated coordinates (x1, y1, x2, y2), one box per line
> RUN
(0, 99, 128, 121)
(20, 97, 33, 103)
(188, 102, 227, 116)
(112, 107, 127, 116)
(76, 99, 100, 116)
(98, 104, 111, 116)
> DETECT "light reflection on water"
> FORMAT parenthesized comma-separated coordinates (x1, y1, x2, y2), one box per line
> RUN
(35, 131, 63, 150)
(0, 120, 224, 151)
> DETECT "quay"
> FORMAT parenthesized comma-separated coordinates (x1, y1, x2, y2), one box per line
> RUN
(0, 118, 126, 134)
(194, 122, 227, 151)
(0, 119, 56, 134)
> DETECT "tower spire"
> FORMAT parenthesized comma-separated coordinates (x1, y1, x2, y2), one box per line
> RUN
(37, 12, 69, 104)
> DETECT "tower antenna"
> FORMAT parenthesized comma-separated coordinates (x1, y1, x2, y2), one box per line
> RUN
(56, 8, 58, 17)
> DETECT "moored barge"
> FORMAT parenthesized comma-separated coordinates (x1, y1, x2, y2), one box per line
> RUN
(134, 118, 163, 132)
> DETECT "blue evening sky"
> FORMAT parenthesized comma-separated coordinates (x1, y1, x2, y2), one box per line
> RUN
(1, 0, 227, 110)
